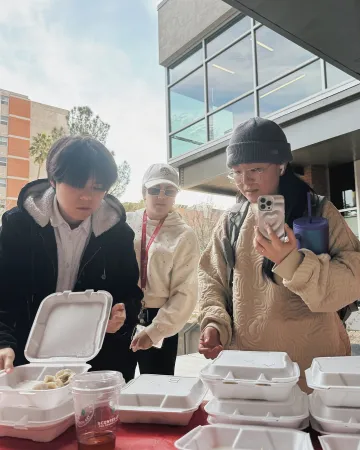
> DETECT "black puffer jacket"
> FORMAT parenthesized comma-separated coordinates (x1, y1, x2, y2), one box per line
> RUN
(0, 180, 142, 379)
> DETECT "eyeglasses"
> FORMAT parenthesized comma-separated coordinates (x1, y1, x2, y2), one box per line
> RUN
(147, 187, 178, 198)
(228, 164, 272, 183)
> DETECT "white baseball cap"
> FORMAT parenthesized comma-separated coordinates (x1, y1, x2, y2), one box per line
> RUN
(142, 163, 180, 190)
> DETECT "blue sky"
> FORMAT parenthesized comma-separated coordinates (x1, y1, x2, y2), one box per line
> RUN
(0, 0, 233, 207)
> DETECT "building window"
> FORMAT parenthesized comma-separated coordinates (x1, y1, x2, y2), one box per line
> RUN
(171, 119, 207, 158)
(259, 61, 322, 116)
(0, 137, 8, 146)
(166, 16, 357, 159)
(207, 36, 253, 111)
(0, 157, 6, 167)
(0, 178, 6, 187)
(170, 67, 204, 132)
(0, 116, 8, 125)
(326, 63, 354, 89)
(0, 96, 9, 105)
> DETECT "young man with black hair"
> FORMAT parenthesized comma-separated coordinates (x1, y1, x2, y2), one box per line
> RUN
(0, 136, 143, 381)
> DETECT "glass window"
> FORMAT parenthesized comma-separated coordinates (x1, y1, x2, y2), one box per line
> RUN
(326, 63, 354, 89)
(0, 157, 6, 167)
(0, 116, 8, 125)
(0, 96, 9, 105)
(206, 17, 251, 58)
(259, 61, 322, 116)
(0, 178, 6, 187)
(256, 27, 314, 85)
(169, 48, 203, 84)
(171, 120, 207, 158)
(170, 67, 205, 132)
(207, 36, 253, 111)
(0, 137, 7, 146)
(209, 95, 254, 141)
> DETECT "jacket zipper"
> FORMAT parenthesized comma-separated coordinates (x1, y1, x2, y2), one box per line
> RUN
(76, 247, 102, 285)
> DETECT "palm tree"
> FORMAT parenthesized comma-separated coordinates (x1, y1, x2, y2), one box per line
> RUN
(29, 133, 53, 179)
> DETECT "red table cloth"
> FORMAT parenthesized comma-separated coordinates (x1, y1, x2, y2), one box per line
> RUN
(0, 404, 322, 450)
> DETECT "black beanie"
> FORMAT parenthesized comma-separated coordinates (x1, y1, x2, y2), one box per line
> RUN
(226, 117, 293, 168)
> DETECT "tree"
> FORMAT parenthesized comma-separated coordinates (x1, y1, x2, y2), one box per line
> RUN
(67, 106, 110, 144)
(108, 160, 131, 199)
(29, 127, 65, 179)
(177, 202, 222, 253)
(122, 199, 145, 212)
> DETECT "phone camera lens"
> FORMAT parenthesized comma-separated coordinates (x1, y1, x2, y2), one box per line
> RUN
(260, 204, 266, 210)
(266, 201, 272, 206)
(260, 198, 266, 203)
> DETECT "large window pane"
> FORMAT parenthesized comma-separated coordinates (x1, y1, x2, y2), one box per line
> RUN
(169, 48, 203, 84)
(259, 61, 322, 116)
(209, 95, 254, 140)
(256, 27, 314, 85)
(170, 67, 204, 132)
(206, 17, 251, 58)
(171, 120, 207, 158)
(207, 36, 253, 112)
(326, 63, 354, 89)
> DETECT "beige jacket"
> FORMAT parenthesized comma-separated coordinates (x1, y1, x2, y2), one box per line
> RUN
(198, 200, 360, 390)
(127, 209, 200, 344)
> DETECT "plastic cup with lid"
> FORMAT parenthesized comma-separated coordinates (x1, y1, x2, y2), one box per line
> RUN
(71, 371, 125, 449)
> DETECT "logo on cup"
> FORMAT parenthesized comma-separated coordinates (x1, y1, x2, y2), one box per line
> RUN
(76, 404, 94, 428)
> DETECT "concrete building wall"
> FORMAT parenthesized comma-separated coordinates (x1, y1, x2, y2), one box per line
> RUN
(29, 101, 68, 180)
(158, 0, 238, 66)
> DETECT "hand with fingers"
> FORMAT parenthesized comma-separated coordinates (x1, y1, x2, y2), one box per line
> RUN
(254, 223, 297, 265)
(130, 329, 153, 352)
(106, 303, 126, 334)
(0, 348, 15, 373)
(198, 326, 223, 359)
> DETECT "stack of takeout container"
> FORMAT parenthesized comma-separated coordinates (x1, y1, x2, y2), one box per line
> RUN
(306, 356, 360, 436)
(0, 290, 112, 442)
(199, 350, 309, 431)
(117, 374, 208, 426)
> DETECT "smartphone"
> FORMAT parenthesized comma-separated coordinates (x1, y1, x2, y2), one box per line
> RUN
(257, 195, 285, 241)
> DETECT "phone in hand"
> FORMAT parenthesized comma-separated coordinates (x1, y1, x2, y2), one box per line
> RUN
(257, 195, 285, 241)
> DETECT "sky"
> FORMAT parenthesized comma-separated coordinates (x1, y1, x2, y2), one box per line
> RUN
(0, 0, 234, 209)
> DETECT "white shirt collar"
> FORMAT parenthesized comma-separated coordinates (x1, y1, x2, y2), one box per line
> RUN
(50, 196, 91, 234)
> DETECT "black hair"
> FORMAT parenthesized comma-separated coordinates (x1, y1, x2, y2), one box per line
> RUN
(46, 136, 118, 191)
(237, 164, 317, 279)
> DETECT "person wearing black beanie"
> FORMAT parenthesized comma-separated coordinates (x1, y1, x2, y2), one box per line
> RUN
(198, 117, 360, 392)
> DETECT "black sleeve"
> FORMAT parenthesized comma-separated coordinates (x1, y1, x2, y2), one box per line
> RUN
(0, 211, 30, 351)
(115, 223, 143, 331)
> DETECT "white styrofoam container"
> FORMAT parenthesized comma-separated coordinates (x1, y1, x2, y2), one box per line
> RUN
(0, 290, 112, 409)
(319, 435, 360, 450)
(118, 374, 207, 426)
(309, 392, 360, 435)
(200, 350, 300, 400)
(174, 424, 314, 450)
(0, 398, 74, 442)
(306, 356, 360, 407)
(205, 385, 309, 429)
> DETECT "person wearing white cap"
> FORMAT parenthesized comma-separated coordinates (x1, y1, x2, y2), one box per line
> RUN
(126, 163, 200, 375)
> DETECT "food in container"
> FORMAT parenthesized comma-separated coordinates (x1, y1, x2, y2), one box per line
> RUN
(200, 350, 300, 401)
(0, 290, 112, 409)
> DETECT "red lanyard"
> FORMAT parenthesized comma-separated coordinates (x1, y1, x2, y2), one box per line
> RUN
(140, 211, 165, 290)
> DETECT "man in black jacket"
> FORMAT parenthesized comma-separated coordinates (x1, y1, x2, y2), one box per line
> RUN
(0, 136, 143, 381)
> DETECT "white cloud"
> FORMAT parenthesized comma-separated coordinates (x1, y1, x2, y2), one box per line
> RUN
(0, 0, 166, 201)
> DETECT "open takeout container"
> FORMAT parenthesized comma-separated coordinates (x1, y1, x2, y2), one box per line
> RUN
(319, 435, 360, 450)
(0, 290, 112, 409)
(205, 384, 309, 429)
(174, 424, 314, 450)
(118, 374, 207, 426)
(0, 397, 74, 442)
(306, 356, 360, 408)
(200, 350, 300, 401)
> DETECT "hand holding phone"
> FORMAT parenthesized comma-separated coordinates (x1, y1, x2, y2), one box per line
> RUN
(257, 195, 285, 241)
